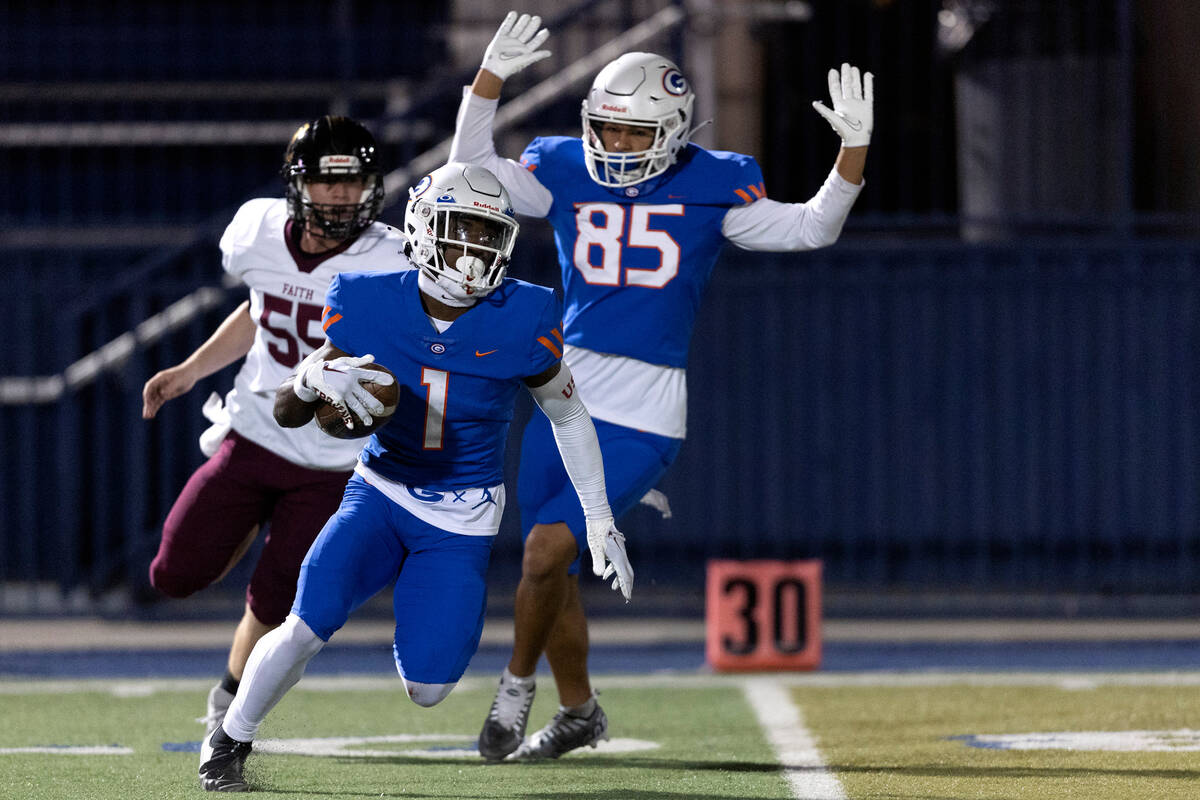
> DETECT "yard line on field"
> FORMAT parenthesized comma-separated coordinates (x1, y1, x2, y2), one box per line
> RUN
(744, 678, 847, 800)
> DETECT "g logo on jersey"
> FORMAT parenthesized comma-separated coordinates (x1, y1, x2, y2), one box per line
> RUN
(662, 69, 688, 96)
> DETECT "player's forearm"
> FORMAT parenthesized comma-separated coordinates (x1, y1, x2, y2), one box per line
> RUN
(835, 145, 867, 185)
(449, 87, 501, 166)
(722, 168, 863, 251)
(471, 69, 504, 100)
(528, 366, 612, 520)
(178, 300, 256, 380)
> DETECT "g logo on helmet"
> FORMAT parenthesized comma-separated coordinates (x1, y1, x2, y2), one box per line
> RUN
(411, 175, 432, 198)
(662, 68, 688, 96)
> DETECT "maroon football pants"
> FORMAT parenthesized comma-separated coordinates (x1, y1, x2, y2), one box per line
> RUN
(149, 430, 352, 625)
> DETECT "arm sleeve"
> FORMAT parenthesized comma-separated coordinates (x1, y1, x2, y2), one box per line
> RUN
(448, 88, 555, 218)
(720, 167, 864, 251)
(527, 363, 612, 521)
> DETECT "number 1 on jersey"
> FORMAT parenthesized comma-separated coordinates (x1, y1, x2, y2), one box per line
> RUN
(421, 367, 448, 450)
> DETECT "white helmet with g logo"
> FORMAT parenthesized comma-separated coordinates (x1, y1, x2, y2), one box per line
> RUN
(403, 162, 519, 301)
(581, 52, 696, 188)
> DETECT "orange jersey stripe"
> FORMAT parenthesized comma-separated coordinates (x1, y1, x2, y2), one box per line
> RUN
(537, 336, 563, 359)
(734, 188, 753, 204)
(551, 327, 564, 347)
(321, 313, 342, 332)
(748, 183, 764, 199)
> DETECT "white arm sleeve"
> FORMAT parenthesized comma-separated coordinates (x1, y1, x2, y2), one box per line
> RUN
(449, 88, 555, 218)
(527, 363, 612, 521)
(720, 167, 864, 251)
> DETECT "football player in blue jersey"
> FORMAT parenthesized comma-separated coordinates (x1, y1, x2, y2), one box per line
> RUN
(451, 12, 873, 760)
(197, 162, 631, 792)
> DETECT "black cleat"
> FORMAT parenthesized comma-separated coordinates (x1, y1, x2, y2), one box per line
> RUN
(198, 727, 252, 792)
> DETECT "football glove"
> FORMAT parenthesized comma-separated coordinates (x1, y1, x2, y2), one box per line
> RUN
(293, 354, 393, 430)
(586, 516, 633, 601)
(812, 62, 874, 148)
(481, 10, 551, 81)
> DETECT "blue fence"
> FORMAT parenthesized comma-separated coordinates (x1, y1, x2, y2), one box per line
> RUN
(662, 240, 1200, 594)
(4, 237, 1200, 598)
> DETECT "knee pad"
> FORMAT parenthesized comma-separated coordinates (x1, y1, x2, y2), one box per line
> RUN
(401, 676, 455, 708)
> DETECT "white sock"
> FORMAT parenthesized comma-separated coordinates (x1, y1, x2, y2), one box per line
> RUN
(502, 667, 535, 687)
(563, 696, 597, 718)
(222, 614, 325, 742)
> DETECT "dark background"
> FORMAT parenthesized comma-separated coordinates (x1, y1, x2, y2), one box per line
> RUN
(3, 0, 1199, 618)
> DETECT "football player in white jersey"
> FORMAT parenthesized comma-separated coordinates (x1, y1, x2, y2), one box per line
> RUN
(141, 115, 411, 736)
(450, 13, 872, 760)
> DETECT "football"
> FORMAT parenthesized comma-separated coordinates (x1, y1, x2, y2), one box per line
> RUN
(313, 361, 400, 439)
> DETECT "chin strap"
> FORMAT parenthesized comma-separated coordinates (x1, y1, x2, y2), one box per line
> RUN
(686, 117, 713, 140)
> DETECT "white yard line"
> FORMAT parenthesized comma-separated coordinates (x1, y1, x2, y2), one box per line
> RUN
(743, 678, 847, 800)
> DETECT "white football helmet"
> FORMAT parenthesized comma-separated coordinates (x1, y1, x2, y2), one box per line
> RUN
(581, 52, 696, 188)
(403, 163, 519, 300)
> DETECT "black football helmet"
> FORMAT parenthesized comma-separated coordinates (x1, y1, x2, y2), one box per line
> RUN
(281, 115, 385, 241)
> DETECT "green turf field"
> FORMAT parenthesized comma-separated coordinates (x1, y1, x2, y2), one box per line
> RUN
(2, 674, 1198, 799)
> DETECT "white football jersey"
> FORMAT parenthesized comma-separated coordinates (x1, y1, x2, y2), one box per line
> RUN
(219, 198, 412, 471)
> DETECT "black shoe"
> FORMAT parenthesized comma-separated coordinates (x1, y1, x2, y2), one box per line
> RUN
(198, 727, 252, 792)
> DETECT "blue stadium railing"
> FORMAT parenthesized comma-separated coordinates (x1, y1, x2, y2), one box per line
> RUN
(5, 237, 1200, 602)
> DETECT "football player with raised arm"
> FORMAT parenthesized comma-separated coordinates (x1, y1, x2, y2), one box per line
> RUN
(141, 116, 410, 737)
(197, 162, 631, 792)
(450, 12, 873, 760)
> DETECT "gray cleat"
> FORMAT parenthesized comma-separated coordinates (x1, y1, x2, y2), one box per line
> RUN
(478, 672, 536, 761)
(197, 684, 235, 735)
(513, 703, 608, 760)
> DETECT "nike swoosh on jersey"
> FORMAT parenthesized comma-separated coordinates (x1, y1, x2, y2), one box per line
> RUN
(475, 349, 498, 357)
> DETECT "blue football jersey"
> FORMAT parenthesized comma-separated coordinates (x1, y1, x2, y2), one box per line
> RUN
(519, 137, 764, 368)
(322, 269, 563, 490)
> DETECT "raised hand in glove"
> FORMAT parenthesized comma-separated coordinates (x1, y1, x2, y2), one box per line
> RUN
(812, 62, 874, 148)
(293, 354, 393, 430)
(481, 10, 551, 81)
(586, 516, 633, 601)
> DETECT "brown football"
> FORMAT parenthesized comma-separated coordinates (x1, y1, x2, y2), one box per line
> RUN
(313, 361, 400, 439)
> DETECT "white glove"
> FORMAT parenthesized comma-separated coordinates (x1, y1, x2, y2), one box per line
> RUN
(293, 354, 394, 430)
(586, 516, 633, 601)
(480, 10, 551, 81)
(812, 62, 874, 148)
